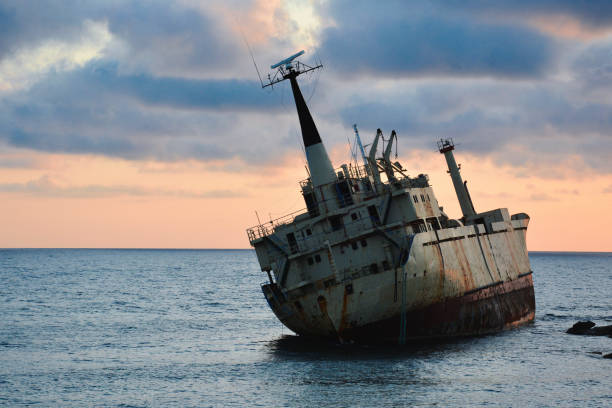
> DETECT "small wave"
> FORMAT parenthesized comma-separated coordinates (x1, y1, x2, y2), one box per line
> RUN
(0, 341, 24, 348)
(541, 313, 573, 321)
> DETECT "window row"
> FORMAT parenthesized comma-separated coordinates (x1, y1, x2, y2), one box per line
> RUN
(412, 193, 431, 203)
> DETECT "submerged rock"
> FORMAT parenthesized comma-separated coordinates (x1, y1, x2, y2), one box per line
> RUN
(567, 321, 612, 336)
(567, 321, 596, 334)
(590, 325, 612, 336)
(603, 353, 612, 359)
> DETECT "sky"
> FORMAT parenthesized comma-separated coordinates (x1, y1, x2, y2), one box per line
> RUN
(0, 0, 611, 251)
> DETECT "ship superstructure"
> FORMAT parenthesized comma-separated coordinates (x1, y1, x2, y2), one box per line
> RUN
(247, 52, 535, 343)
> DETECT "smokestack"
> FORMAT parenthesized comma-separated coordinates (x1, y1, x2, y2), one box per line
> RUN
(287, 72, 336, 187)
(438, 139, 476, 218)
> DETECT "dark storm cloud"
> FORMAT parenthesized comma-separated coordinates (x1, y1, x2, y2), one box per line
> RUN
(319, 1, 556, 78)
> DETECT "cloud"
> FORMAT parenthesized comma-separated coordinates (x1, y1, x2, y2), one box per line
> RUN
(333, 79, 612, 173)
(0, 175, 247, 198)
(440, 1, 612, 28)
(0, 59, 298, 161)
(0, 155, 39, 168)
(1, 0, 611, 178)
(529, 192, 557, 201)
(571, 39, 612, 94)
(319, 2, 556, 79)
(32, 60, 280, 110)
(0, 0, 242, 76)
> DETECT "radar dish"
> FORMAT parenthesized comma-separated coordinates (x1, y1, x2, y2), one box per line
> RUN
(270, 50, 305, 70)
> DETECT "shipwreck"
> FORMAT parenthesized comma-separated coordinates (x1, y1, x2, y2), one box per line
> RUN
(246, 51, 535, 343)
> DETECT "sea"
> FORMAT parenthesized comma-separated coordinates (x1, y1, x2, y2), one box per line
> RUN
(0, 249, 610, 407)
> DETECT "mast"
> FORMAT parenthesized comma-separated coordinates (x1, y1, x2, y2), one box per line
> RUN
(438, 138, 476, 217)
(353, 124, 368, 168)
(264, 51, 336, 188)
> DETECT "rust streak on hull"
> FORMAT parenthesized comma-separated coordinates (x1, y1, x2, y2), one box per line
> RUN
(337, 273, 535, 343)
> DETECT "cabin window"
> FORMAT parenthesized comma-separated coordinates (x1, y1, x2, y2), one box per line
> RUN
(351, 242, 358, 250)
(410, 220, 426, 233)
(329, 215, 343, 231)
(335, 180, 354, 208)
(382, 260, 391, 271)
(303, 191, 320, 217)
(420, 194, 425, 202)
(345, 283, 354, 294)
(315, 254, 321, 263)
(413, 195, 418, 203)
(351, 213, 358, 221)
(307, 257, 314, 265)
(286, 232, 298, 254)
(427, 194, 431, 202)
(370, 263, 379, 274)
(306, 228, 312, 236)
(361, 239, 368, 248)
(427, 217, 441, 231)
(367, 205, 380, 225)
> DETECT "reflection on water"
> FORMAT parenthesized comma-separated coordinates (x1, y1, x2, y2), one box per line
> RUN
(0, 250, 610, 406)
(265, 333, 484, 360)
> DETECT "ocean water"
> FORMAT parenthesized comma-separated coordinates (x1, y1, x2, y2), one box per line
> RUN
(0, 249, 610, 407)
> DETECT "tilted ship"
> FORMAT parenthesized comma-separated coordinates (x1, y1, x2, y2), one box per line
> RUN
(246, 52, 535, 343)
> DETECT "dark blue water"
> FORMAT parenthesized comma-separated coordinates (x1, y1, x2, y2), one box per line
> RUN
(1, 250, 610, 407)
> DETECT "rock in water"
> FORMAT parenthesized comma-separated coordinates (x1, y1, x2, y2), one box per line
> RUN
(567, 321, 596, 334)
(590, 325, 612, 336)
(567, 321, 612, 336)
(603, 353, 612, 359)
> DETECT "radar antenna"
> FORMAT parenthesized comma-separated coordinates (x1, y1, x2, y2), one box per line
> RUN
(263, 50, 322, 88)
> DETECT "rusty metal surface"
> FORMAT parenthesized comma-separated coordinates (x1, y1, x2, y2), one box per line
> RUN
(261, 224, 535, 344)
(357, 273, 533, 342)
(311, 273, 534, 343)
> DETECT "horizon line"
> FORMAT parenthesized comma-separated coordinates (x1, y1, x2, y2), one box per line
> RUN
(0, 248, 610, 254)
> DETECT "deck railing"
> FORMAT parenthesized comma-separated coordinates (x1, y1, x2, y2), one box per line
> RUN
(246, 208, 307, 241)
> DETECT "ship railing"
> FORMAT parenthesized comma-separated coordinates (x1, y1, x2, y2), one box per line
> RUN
(246, 208, 308, 241)
(299, 164, 372, 188)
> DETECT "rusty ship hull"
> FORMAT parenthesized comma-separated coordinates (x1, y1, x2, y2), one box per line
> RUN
(341, 274, 534, 343)
(258, 213, 534, 343)
(247, 51, 535, 344)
